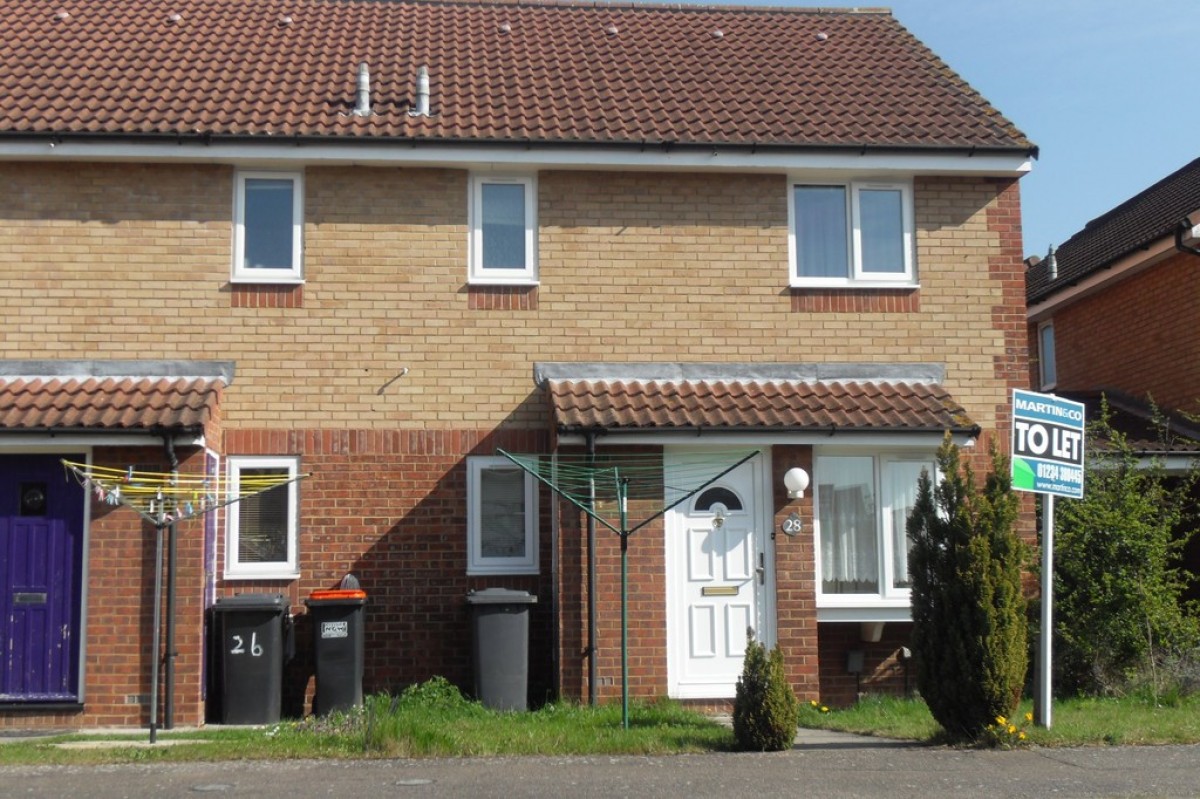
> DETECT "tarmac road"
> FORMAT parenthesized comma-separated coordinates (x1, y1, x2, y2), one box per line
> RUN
(4, 731, 1200, 799)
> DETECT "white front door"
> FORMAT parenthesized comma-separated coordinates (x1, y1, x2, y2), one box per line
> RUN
(665, 449, 772, 699)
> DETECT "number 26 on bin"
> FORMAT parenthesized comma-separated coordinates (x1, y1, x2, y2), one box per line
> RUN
(230, 633, 264, 657)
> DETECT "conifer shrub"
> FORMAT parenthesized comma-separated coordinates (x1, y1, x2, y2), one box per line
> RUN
(732, 636, 799, 751)
(908, 437, 1028, 742)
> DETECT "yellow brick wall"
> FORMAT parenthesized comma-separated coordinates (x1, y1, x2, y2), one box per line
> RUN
(0, 163, 1019, 434)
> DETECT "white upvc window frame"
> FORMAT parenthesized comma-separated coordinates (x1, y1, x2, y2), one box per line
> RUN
(232, 170, 305, 283)
(813, 449, 938, 611)
(466, 455, 539, 575)
(224, 455, 300, 580)
(1038, 321, 1057, 390)
(468, 174, 538, 285)
(788, 178, 915, 288)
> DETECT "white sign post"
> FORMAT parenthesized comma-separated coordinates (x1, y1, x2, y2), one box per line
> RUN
(1011, 389, 1086, 729)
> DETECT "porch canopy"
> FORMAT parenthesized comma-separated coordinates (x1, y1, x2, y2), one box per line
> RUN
(1055, 389, 1200, 468)
(0, 359, 231, 437)
(0, 359, 234, 743)
(536, 362, 979, 438)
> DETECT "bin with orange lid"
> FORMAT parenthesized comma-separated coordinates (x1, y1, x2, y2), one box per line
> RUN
(305, 584, 367, 715)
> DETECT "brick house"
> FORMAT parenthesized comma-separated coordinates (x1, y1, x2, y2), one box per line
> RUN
(1026, 158, 1200, 599)
(0, 0, 1034, 729)
(1026, 157, 1200, 412)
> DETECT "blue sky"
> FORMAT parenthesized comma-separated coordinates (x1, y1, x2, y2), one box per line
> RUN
(667, 1, 1199, 257)
(880, 1, 1199, 257)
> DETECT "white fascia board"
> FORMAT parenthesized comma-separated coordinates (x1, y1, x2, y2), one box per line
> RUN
(555, 432, 961, 448)
(2, 139, 1033, 177)
(0, 433, 206, 449)
(1153, 456, 1197, 473)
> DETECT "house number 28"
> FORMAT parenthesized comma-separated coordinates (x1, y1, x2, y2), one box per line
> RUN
(781, 512, 803, 536)
(230, 633, 264, 657)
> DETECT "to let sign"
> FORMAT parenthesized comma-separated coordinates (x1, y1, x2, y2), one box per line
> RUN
(1011, 389, 1086, 499)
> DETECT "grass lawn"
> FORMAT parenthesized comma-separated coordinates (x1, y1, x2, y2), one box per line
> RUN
(4, 681, 1200, 766)
(798, 693, 1200, 747)
(0, 680, 732, 766)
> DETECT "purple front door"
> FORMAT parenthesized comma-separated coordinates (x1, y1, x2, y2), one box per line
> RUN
(0, 455, 84, 701)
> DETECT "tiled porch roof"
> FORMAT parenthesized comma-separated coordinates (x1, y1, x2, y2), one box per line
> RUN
(1058, 389, 1200, 456)
(0, 361, 230, 432)
(545, 373, 976, 434)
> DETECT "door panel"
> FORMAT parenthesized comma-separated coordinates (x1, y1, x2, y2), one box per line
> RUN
(725, 604, 751, 658)
(689, 606, 716, 658)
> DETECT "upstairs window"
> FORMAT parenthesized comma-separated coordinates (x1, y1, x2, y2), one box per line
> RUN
(467, 456, 538, 575)
(233, 171, 304, 282)
(225, 456, 300, 579)
(1039, 322, 1057, 389)
(789, 180, 915, 287)
(469, 175, 537, 284)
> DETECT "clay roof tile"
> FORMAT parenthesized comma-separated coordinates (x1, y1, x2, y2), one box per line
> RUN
(548, 378, 974, 433)
(0, 0, 1033, 152)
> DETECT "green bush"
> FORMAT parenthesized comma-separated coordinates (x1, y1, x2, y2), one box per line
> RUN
(732, 637, 799, 751)
(908, 437, 1028, 742)
(1053, 398, 1200, 697)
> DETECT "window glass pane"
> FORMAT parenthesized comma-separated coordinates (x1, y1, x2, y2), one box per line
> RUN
(244, 178, 295, 270)
(237, 468, 289, 563)
(818, 457, 878, 594)
(694, 487, 743, 512)
(481, 183, 527, 270)
(1040, 325, 1057, 387)
(859, 188, 905, 274)
(886, 461, 928, 589)
(480, 467, 526, 558)
(794, 186, 849, 278)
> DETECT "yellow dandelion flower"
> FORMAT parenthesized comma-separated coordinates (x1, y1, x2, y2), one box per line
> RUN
(1018, 732, 1027, 740)
(1008, 725, 1017, 734)
(1025, 712, 1033, 722)
(996, 716, 1006, 726)
(820, 706, 829, 713)
(810, 700, 819, 707)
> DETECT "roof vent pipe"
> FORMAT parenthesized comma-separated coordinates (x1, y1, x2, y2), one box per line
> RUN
(1045, 245, 1057, 280)
(414, 65, 430, 116)
(352, 62, 372, 117)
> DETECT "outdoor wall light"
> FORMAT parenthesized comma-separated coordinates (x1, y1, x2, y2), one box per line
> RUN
(783, 467, 810, 499)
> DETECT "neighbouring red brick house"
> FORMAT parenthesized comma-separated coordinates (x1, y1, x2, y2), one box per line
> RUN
(1026, 157, 1200, 598)
(1025, 157, 1200, 411)
(0, 0, 1035, 730)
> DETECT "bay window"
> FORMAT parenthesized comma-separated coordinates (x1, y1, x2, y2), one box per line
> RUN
(816, 452, 935, 602)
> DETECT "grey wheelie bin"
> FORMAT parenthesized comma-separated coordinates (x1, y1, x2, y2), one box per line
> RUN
(467, 588, 537, 711)
(210, 593, 291, 724)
